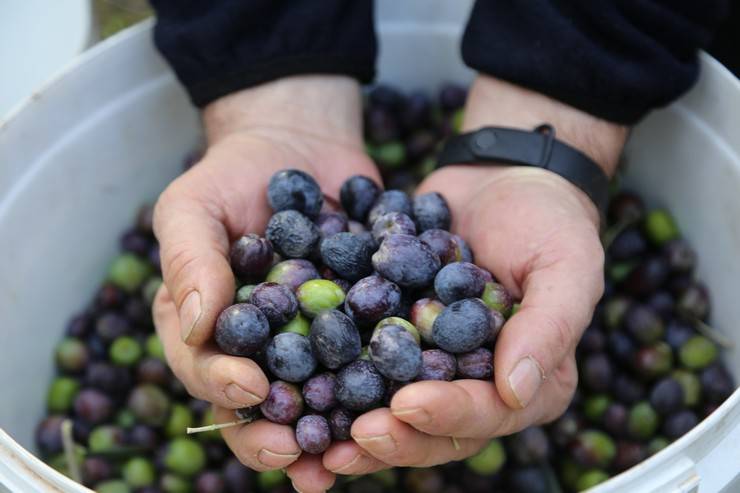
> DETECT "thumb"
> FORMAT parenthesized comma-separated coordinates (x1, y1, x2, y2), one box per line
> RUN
(494, 248, 604, 409)
(154, 187, 235, 346)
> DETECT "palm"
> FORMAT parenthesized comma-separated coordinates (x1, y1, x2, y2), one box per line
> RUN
(166, 131, 380, 241)
(416, 165, 604, 421)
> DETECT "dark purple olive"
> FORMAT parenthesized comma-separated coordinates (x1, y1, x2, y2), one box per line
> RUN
(120, 229, 152, 256)
(74, 388, 114, 425)
(649, 378, 685, 415)
(438, 84, 467, 112)
(136, 357, 170, 386)
(665, 319, 696, 351)
(66, 313, 92, 338)
(248, 282, 299, 328)
(127, 424, 159, 449)
(329, 408, 355, 441)
(603, 402, 629, 437)
(662, 239, 697, 275)
(647, 291, 675, 320)
(621, 257, 669, 297)
(95, 312, 131, 342)
(417, 349, 457, 381)
(222, 458, 254, 492)
(260, 381, 304, 425)
(676, 282, 710, 321)
(96, 284, 127, 310)
(302, 373, 338, 412)
(456, 348, 493, 380)
(624, 304, 664, 344)
(613, 440, 648, 472)
(230, 234, 274, 283)
(700, 364, 735, 404)
(662, 410, 698, 439)
(607, 331, 636, 367)
(608, 191, 645, 224)
(295, 415, 332, 454)
(405, 131, 437, 161)
(509, 426, 550, 465)
(549, 409, 581, 447)
(400, 91, 432, 129)
(344, 275, 402, 327)
(316, 212, 349, 238)
(36, 416, 65, 455)
(608, 227, 647, 261)
(366, 106, 401, 143)
(613, 373, 647, 405)
(581, 353, 613, 393)
(578, 325, 606, 354)
(340, 175, 382, 222)
(214, 304, 270, 357)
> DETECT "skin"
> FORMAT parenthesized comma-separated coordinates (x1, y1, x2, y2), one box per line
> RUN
(153, 74, 627, 492)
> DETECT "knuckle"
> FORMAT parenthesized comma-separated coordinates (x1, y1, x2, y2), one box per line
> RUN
(540, 311, 575, 359)
(170, 364, 203, 400)
(234, 446, 266, 472)
(163, 246, 200, 303)
(198, 353, 226, 391)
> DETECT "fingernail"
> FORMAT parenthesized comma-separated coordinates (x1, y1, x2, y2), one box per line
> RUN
(224, 383, 263, 406)
(508, 356, 544, 408)
(333, 453, 371, 475)
(290, 482, 304, 493)
(257, 449, 300, 468)
(180, 290, 202, 343)
(391, 407, 431, 424)
(353, 434, 397, 455)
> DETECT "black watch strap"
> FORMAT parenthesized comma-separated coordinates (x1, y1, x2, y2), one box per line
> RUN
(437, 125, 610, 215)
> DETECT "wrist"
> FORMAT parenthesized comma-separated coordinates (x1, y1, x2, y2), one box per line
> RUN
(463, 75, 628, 177)
(202, 75, 364, 148)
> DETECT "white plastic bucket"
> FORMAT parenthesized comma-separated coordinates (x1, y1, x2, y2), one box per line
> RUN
(0, 0, 92, 119)
(1, 2, 739, 491)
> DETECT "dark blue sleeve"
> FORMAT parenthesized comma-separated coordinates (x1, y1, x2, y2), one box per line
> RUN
(462, 0, 729, 124)
(150, 0, 376, 107)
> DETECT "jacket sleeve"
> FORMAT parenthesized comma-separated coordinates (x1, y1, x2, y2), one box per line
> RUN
(150, 0, 376, 107)
(461, 0, 729, 124)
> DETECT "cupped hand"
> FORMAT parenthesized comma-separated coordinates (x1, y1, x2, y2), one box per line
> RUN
(152, 76, 380, 493)
(323, 75, 627, 475)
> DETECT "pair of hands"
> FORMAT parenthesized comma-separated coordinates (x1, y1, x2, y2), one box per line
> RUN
(152, 75, 626, 492)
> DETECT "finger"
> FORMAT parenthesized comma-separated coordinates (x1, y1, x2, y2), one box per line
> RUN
(153, 175, 235, 346)
(494, 241, 603, 409)
(350, 408, 486, 467)
(286, 453, 336, 493)
(390, 368, 576, 439)
(215, 406, 301, 471)
(154, 286, 269, 408)
(322, 440, 389, 475)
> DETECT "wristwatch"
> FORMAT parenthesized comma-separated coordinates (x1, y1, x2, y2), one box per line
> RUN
(436, 124, 610, 216)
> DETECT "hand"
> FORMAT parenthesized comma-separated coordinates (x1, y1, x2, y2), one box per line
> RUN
(322, 76, 628, 474)
(152, 75, 380, 492)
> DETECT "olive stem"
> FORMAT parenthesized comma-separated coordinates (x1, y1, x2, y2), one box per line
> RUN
(690, 316, 735, 349)
(451, 436, 461, 451)
(61, 419, 82, 484)
(186, 417, 254, 434)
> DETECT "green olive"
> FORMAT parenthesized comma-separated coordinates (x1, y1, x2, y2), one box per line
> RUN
(108, 253, 153, 293)
(465, 439, 506, 476)
(296, 279, 345, 317)
(46, 377, 80, 413)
